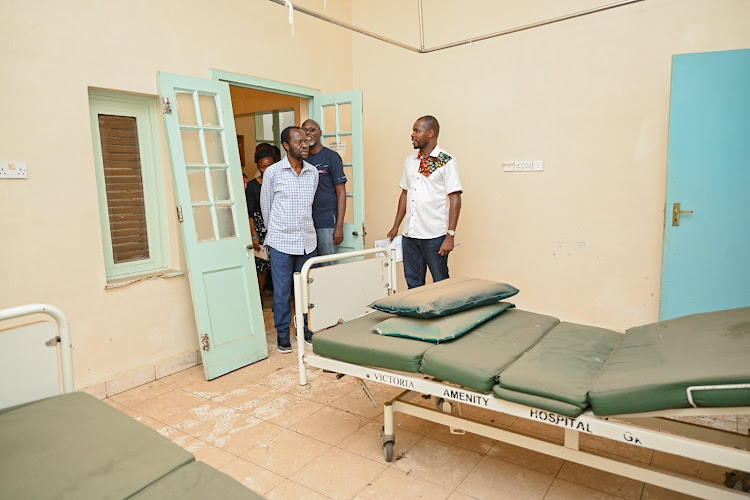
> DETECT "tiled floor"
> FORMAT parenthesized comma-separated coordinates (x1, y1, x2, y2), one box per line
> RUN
(103, 301, 738, 500)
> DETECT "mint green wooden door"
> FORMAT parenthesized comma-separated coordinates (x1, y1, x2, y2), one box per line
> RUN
(158, 72, 267, 380)
(313, 91, 365, 251)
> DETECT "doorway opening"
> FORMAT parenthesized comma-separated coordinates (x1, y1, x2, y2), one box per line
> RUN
(229, 85, 311, 333)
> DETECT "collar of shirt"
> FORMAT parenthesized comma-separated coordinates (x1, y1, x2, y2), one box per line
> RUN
(277, 156, 316, 176)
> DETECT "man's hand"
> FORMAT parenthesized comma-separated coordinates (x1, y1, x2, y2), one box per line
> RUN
(333, 226, 344, 246)
(387, 227, 399, 241)
(438, 235, 454, 256)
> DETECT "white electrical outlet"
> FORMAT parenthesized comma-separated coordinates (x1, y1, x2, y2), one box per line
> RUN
(502, 161, 515, 172)
(533, 160, 544, 171)
(514, 160, 532, 172)
(0, 162, 28, 179)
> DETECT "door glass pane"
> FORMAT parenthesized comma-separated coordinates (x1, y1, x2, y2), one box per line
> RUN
(188, 169, 209, 202)
(193, 205, 215, 241)
(338, 103, 352, 132)
(205, 131, 225, 164)
(199, 94, 220, 127)
(216, 204, 236, 239)
(211, 168, 230, 201)
(181, 130, 203, 164)
(255, 113, 274, 141)
(279, 110, 295, 131)
(343, 166, 353, 193)
(176, 92, 197, 126)
(340, 135, 353, 164)
(344, 196, 354, 224)
(323, 105, 336, 134)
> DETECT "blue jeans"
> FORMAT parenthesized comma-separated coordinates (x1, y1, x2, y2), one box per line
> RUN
(269, 246, 317, 346)
(402, 235, 450, 289)
(315, 227, 337, 266)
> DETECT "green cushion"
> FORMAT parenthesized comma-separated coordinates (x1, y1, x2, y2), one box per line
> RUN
(131, 461, 264, 499)
(370, 277, 519, 318)
(492, 387, 585, 418)
(494, 322, 622, 416)
(589, 306, 750, 415)
(0, 392, 194, 500)
(312, 311, 432, 373)
(419, 309, 560, 393)
(373, 302, 514, 343)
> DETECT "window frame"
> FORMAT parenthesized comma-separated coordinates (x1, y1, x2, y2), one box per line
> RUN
(254, 108, 295, 154)
(89, 89, 170, 281)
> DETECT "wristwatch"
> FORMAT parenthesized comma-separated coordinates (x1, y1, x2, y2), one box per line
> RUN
(446, 229, 456, 237)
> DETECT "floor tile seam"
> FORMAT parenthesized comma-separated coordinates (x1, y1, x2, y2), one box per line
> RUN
(267, 478, 335, 499)
(109, 386, 181, 409)
(554, 465, 642, 500)
(243, 428, 333, 472)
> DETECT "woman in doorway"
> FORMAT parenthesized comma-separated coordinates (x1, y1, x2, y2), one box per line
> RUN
(247, 150, 275, 293)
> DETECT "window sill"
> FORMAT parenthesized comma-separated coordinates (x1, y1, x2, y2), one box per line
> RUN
(105, 269, 185, 289)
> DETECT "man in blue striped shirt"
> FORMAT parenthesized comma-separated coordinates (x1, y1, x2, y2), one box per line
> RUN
(260, 126, 319, 353)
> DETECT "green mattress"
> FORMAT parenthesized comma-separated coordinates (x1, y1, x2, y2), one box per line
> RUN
(588, 306, 750, 415)
(131, 461, 264, 500)
(0, 392, 193, 500)
(493, 322, 623, 417)
(312, 305, 750, 417)
(313, 311, 433, 373)
(419, 309, 560, 393)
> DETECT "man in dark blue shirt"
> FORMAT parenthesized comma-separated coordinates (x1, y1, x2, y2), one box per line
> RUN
(302, 119, 347, 262)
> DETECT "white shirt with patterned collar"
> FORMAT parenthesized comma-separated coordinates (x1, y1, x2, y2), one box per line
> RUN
(399, 145, 463, 239)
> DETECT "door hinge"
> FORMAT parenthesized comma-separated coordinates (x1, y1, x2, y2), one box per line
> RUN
(177, 205, 184, 223)
(200, 334, 210, 351)
(45, 336, 61, 347)
(162, 97, 172, 114)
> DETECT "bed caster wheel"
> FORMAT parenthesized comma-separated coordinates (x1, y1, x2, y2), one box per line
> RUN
(383, 441, 394, 462)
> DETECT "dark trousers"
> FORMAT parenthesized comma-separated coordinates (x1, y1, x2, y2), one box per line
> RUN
(269, 246, 317, 346)
(402, 235, 450, 289)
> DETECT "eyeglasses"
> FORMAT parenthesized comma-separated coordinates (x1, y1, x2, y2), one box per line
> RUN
(302, 127, 319, 133)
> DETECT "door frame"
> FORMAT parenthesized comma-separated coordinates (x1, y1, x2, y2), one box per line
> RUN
(210, 69, 321, 101)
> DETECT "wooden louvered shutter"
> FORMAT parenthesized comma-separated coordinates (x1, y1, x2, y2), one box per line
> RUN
(97, 114, 150, 263)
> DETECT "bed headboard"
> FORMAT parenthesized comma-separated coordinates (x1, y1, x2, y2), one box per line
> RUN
(0, 304, 73, 410)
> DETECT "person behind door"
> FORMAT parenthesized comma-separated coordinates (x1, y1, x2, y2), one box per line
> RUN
(260, 126, 319, 353)
(302, 119, 347, 263)
(246, 150, 274, 293)
(387, 115, 462, 289)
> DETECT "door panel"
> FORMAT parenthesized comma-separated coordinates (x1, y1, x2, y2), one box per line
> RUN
(312, 91, 365, 252)
(158, 72, 267, 379)
(660, 49, 750, 320)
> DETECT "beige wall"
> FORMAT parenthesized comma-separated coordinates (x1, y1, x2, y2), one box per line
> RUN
(351, 0, 750, 330)
(0, 0, 352, 389)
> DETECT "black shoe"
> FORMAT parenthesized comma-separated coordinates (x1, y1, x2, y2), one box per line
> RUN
(277, 344, 292, 354)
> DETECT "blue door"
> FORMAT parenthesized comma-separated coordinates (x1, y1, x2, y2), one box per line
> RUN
(660, 49, 750, 320)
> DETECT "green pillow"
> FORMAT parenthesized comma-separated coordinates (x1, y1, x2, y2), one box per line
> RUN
(370, 277, 519, 318)
(373, 302, 514, 343)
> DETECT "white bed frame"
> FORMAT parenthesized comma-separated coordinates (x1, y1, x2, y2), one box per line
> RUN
(0, 304, 74, 409)
(293, 250, 750, 499)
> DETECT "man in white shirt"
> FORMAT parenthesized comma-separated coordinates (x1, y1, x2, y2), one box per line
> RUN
(387, 115, 463, 288)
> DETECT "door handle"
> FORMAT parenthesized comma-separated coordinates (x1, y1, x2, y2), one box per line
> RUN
(352, 231, 359, 236)
(672, 202, 694, 226)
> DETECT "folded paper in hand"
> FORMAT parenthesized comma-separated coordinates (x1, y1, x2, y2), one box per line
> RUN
(254, 246, 269, 261)
(374, 235, 403, 263)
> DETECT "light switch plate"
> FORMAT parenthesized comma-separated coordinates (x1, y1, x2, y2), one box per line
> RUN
(533, 160, 544, 171)
(0, 162, 28, 179)
(502, 161, 515, 172)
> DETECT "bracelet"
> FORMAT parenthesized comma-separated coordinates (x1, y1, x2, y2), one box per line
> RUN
(252, 236, 260, 240)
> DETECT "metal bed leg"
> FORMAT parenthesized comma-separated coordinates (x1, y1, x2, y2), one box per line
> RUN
(382, 401, 396, 462)
(565, 428, 580, 450)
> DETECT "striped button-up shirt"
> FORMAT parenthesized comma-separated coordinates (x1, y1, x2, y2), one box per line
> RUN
(260, 156, 319, 255)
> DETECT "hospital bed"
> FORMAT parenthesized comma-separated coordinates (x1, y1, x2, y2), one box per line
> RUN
(293, 249, 750, 499)
(0, 304, 263, 500)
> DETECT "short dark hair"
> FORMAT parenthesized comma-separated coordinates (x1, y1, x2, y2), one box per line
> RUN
(272, 145, 281, 161)
(255, 142, 273, 153)
(254, 149, 275, 163)
(281, 126, 304, 145)
(417, 115, 440, 137)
